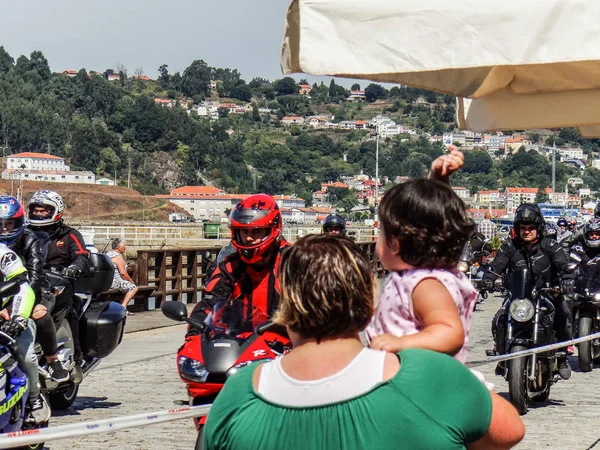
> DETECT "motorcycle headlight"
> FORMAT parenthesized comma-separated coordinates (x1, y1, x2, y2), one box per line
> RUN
(509, 299, 535, 322)
(595, 293, 600, 301)
(178, 356, 209, 383)
(457, 261, 469, 273)
(226, 358, 272, 378)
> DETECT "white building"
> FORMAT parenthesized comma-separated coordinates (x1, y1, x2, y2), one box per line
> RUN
(558, 147, 584, 161)
(7, 152, 69, 171)
(2, 169, 95, 184)
(592, 159, 600, 170)
(96, 177, 116, 186)
(452, 187, 471, 200)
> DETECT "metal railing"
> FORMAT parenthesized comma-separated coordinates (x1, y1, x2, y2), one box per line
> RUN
(79, 225, 377, 245)
(99, 242, 381, 311)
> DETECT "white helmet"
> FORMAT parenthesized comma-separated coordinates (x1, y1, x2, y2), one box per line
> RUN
(28, 190, 64, 227)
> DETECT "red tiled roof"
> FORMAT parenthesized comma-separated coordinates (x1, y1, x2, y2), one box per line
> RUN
(170, 186, 224, 195)
(10, 152, 63, 160)
(506, 188, 538, 194)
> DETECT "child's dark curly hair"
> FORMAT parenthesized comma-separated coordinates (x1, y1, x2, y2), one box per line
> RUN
(378, 178, 475, 270)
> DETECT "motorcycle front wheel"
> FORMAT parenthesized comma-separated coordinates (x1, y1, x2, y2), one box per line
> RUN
(578, 316, 594, 372)
(508, 345, 529, 415)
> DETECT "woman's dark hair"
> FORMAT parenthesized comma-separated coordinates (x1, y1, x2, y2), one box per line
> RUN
(275, 234, 375, 342)
(378, 178, 475, 270)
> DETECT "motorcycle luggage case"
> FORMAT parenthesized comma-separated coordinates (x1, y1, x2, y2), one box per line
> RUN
(81, 301, 126, 358)
(74, 253, 114, 294)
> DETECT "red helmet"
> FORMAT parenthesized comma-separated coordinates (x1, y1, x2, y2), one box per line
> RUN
(230, 194, 282, 264)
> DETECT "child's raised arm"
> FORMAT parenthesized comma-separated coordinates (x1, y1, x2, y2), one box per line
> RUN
(371, 278, 465, 355)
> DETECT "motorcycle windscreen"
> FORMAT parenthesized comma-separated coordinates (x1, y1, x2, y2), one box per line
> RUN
(576, 263, 600, 297)
(508, 268, 534, 299)
(459, 244, 474, 262)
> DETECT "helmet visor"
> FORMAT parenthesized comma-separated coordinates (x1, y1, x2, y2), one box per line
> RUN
(0, 216, 24, 236)
(231, 207, 270, 225)
(28, 204, 55, 221)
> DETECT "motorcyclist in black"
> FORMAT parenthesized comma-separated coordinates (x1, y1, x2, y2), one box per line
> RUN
(482, 203, 574, 379)
(27, 190, 90, 379)
(0, 196, 70, 383)
(563, 204, 600, 248)
(568, 218, 600, 277)
(322, 213, 346, 236)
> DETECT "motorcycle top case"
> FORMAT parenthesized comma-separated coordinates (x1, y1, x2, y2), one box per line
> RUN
(80, 300, 126, 358)
(74, 253, 114, 294)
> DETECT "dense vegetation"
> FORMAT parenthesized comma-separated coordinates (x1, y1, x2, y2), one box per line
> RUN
(0, 47, 597, 207)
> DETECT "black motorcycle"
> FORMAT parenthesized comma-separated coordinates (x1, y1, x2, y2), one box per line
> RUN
(40, 253, 127, 409)
(570, 263, 600, 372)
(493, 268, 562, 415)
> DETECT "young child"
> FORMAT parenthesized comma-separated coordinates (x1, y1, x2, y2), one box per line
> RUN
(367, 178, 477, 363)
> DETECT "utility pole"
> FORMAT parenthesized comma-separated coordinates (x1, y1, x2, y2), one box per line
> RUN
(374, 123, 380, 226)
(45, 142, 52, 155)
(552, 141, 556, 194)
(127, 157, 132, 189)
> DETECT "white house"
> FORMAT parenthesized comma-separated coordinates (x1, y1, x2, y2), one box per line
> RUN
(96, 177, 116, 186)
(7, 152, 69, 171)
(2, 169, 95, 184)
(452, 187, 471, 200)
(348, 90, 366, 101)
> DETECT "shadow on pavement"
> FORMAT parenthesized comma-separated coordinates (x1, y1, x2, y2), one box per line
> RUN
(51, 396, 122, 417)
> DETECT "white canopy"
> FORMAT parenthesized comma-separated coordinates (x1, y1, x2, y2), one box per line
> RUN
(281, 0, 600, 137)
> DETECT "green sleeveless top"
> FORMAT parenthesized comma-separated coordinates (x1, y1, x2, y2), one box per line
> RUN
(204, 349, 492, 450)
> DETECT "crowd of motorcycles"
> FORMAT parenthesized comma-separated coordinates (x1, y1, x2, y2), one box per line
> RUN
(457, 224, 600, 415)
(0, 253, 126, 449)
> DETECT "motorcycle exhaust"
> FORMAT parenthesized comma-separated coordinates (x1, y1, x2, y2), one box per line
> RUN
(82, 358, 102, 377)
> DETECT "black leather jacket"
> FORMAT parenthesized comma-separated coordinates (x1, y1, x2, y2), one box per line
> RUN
(44, 223, 90, 272)
(14, 228, 50, 300)
(483, 236, 573, 287)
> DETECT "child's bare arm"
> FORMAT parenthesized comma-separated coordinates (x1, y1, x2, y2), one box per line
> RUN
(371, 279, 465, 355)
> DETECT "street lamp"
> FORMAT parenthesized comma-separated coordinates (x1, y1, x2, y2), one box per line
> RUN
(374, 123, 380, 227)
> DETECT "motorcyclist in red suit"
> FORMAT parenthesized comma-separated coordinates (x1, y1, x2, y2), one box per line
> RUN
(187, 194, 290, 335)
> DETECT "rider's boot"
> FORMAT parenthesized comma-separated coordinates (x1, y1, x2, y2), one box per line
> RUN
(27, 394, 51, 424)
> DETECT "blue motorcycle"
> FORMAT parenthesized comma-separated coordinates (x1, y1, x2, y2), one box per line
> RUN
(0, 280, 47, 450)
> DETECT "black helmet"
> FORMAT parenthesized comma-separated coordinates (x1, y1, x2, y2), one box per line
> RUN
(584, 218, 600, 248)
(595, 202, 600, 219)
(556, 217, 568, 228)
(514, 203, 545, 238)
(322, 214, 346, 235)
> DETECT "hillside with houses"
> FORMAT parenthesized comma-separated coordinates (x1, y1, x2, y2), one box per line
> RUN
(1, 46, 599, 223)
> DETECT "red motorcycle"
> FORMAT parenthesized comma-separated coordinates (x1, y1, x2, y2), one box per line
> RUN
(161, 300, 291, 449)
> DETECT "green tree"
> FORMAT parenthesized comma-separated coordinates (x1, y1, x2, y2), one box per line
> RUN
(351, 83, 361, 90)
(0, 46, 14, 73)
(364, 83, 388, 102)
(336, 191, 359, 214)
(535, 185, 549, 203)
(463, 150, 493, 174)
(182, 59, 211, 98)
(273, 77, 298, 96)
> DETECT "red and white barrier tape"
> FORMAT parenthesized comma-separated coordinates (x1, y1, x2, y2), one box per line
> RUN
(466, 331, 600, 368)
(0, 404, 211, 449)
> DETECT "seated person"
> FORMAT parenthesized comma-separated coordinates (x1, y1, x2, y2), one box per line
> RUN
(106, 238, 138, 315)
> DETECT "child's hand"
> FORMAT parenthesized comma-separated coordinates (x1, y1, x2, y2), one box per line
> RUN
(0, 309, 9, 321)
(370, 334, 405, 353)
(429, 147, 464, 183)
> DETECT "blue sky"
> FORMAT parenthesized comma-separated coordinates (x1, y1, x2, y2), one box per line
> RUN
(0, 0, 364, 88)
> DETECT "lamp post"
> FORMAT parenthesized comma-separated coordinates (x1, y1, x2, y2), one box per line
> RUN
(374, 123, 380, 228)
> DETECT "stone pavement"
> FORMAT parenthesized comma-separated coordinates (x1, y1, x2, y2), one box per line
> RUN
(123, 303, 195, 333)
(468, 294, 600, 450)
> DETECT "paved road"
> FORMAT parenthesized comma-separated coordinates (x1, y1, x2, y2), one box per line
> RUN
(40, 294, 600, 449)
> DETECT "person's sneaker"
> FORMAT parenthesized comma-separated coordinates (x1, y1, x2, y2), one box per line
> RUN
(567, 345, 575, 356)
(558, 360, 572, 380)
(47, 359, 69, 383)
(27, 395, 51, 423)
(495, 362, 504, 376)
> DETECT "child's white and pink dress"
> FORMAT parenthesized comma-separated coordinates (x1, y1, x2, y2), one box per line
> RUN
(366, 268, 477, 363)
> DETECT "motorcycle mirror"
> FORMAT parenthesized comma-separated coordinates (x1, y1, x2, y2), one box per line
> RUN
(201, 251, 212, 263)
(0, 280, 20, 299)
(256, 321, 274, 336)
(161, 301, 188, 322)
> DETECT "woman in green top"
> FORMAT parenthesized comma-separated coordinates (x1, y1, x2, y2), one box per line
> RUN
(204, 235, 525, 450)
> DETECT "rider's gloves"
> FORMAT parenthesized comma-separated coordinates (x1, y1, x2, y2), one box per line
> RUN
(64, 264, 83, 279)
(561, 279, 576, 299)
(481, 278, 494, 292)
(1, 315, 28, 338)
